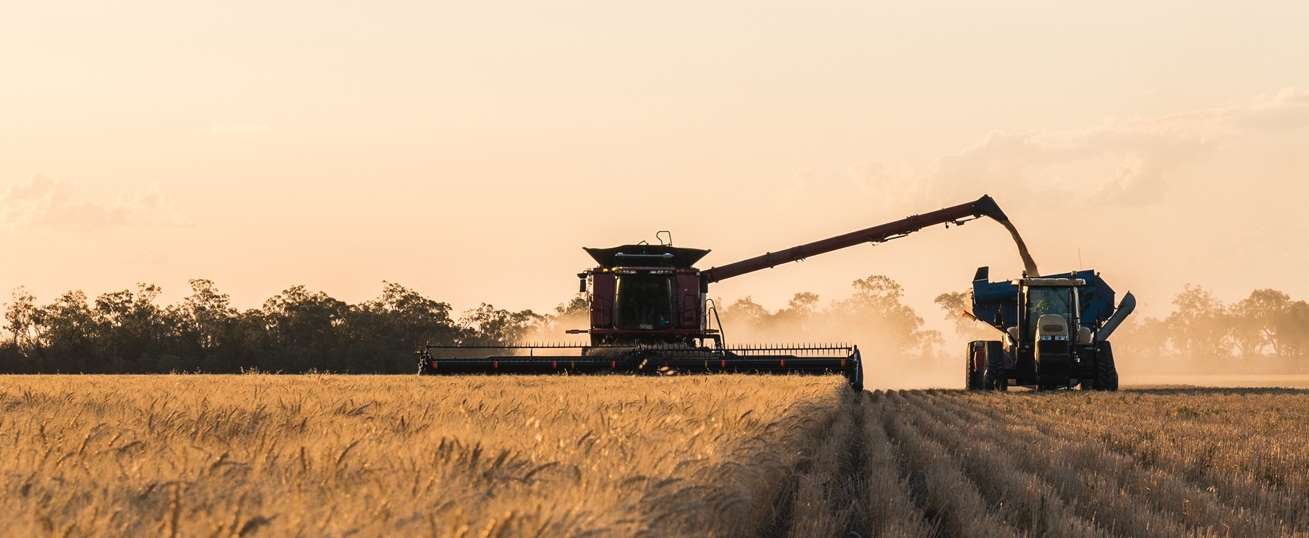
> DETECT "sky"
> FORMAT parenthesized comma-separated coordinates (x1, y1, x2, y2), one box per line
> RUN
(2, 1, 1308, 342)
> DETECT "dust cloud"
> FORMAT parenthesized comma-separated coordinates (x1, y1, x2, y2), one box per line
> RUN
(718, 317, 959, 391)
(712, 287, 960, 390)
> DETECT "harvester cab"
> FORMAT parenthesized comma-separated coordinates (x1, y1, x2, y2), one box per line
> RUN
(578, 243, 713, 348)
(966, 267, 1136, 391)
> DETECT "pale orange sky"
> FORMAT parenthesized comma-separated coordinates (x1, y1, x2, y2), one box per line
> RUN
(3, 1, 1308, 342)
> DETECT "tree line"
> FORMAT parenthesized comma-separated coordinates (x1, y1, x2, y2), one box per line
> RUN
(0, 280, 562, 374)
(2, 277, 1306, 374)
(1113, 285, 1309, 364)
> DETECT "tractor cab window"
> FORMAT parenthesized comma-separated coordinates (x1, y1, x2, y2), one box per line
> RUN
(1025, 286, 1074, 339)
(614, 273, 676, 330)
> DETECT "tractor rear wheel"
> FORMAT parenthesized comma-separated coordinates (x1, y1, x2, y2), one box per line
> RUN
(1095, 341, 1119, 391)
(981, 341, 1007, 391)
(966, 342, 984, 390)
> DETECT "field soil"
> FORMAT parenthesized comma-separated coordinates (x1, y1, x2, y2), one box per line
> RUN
(3, 375, 1308, 536)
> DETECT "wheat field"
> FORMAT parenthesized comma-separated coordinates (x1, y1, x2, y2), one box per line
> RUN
(3, 375, 1308, 537)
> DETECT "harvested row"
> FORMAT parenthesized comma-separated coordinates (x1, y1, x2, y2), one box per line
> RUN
(875, 391, 1017, 537)
(917, 391, 1196, 536)
(870, 389, 1309, 537)
(857, 393, 934, 537)
(885, 391, 1106, 537)
(950, 390, 1309, 533)
(976, 389, 1309, 526)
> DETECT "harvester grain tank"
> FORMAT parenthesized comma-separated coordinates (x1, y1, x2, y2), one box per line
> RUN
(420, 195, 1032, 391)
(965, 267, 1136, 391)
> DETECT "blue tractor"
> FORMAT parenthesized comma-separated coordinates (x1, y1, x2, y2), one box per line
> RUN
(965, 267, 1136, 391)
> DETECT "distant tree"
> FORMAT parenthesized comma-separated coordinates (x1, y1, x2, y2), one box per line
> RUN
(262, 286, 348, 371)
(171, 279, 242, 372)
(4, 288, 42, 357)
(1272, 300, 1309, 358)
(93, 284, 176, 372)
(718, 296, 772, 331)
(1164, 284, 1232, 361)
(344, 282, 460, 372)
(772, 292, 821, 334)
(355, 282, 457, 343)
(933, 290, 993, 341)
(832, 275, 942, 356)
(457, 303, 544, 346)
(38, 291, 97, 372)
(178, 279, 237, 350)
(527, 293, 591, 340)
(554, 294, 590, 318)
(1228, 289, 1291, 357)
(263, 286, 347, 347)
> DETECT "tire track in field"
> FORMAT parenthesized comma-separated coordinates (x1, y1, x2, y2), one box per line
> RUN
(762, 388, 865, 538)
(930, 391, 1285, 536)
(739, 387, 1309, 537)
(890, 391, 1109, 537)
(920, 392, 1198, 535)
(878, 391, 1022, 538)
(757, 388, 1299, 537)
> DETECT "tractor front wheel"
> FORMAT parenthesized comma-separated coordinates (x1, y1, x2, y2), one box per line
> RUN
(1094, 342, 1119, 391)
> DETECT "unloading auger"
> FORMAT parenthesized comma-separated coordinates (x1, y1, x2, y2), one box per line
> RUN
(420, 195, 1034, 391)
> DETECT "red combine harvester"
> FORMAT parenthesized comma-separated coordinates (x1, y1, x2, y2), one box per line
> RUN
(420, 195, 1033, 391)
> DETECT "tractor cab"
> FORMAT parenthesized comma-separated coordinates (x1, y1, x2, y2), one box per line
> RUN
(1017, 278, 1084, 346)
(1016, 278, 1085, 374)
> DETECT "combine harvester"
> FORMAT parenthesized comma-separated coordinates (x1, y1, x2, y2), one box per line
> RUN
(420, 195, 1039, 391)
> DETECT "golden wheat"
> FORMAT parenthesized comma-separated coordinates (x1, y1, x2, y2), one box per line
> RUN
(0, 374, 845, 537)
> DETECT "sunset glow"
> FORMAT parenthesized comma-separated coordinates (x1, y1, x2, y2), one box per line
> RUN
(4, 1, 1306, 337)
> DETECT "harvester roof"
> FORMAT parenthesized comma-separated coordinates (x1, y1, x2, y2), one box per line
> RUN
(583, 245, 711, 269)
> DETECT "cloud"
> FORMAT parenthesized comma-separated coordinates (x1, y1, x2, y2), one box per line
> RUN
(1091, 155, 1168, 206)
(0, 173, 189, 231)
(198, 124, 272, 135)
(853, 87, 1309, 209)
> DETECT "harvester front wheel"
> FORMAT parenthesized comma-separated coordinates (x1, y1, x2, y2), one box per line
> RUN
(981, 341, 1007, 391)
(1094, 341, 1119, 391)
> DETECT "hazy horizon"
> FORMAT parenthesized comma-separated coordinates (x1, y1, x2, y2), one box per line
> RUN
(4, 1, 1307, 343)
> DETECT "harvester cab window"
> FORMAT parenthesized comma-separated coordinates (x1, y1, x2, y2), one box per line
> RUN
(614, 273, 676, 331)
(1025, 287, 1074, 340)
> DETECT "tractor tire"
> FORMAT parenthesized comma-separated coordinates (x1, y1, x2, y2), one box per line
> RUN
(1095, 341, 1119, 391)
(966, 341, 984, 390)
(981, 341, 1007, 391)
